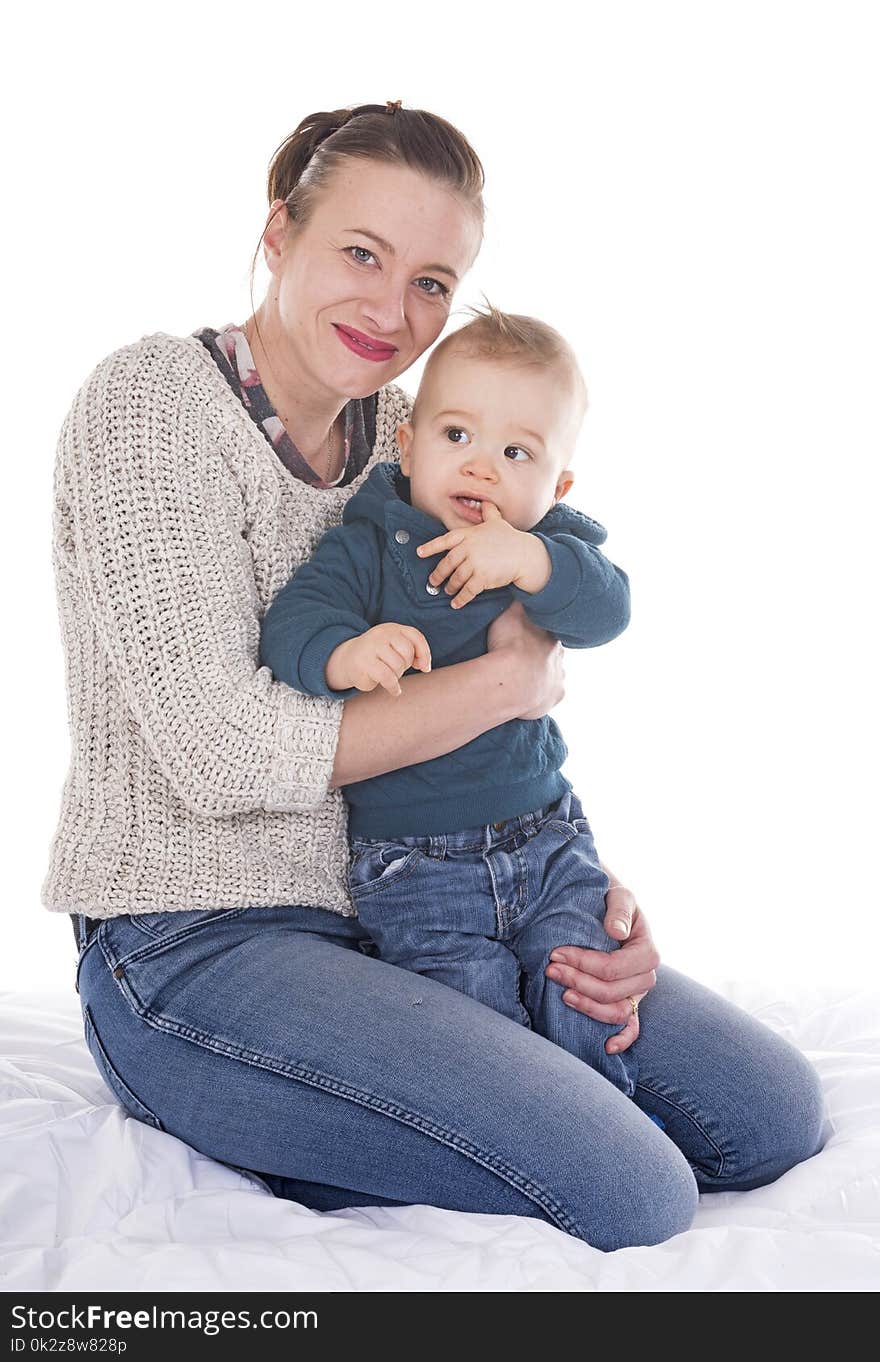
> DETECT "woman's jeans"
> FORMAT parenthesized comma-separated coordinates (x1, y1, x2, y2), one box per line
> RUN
(349, 790, 638, 1099)
(73, 900, 826, 1252)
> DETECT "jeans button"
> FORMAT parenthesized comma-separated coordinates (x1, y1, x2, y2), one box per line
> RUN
(492, 821, 505, 831)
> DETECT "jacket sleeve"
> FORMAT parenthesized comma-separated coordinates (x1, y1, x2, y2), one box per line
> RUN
(507, 529, 631, 648)
(259, 521, 380, 701)
(61, 342, 345, 816)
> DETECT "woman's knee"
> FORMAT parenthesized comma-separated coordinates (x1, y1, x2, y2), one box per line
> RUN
(753, 1044, 826, 1184)
(712, 1041, 826, 1193)
(557, 1124, 699, 1251)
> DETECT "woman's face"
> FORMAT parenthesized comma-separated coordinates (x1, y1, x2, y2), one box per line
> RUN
(262, 159, 481, 400)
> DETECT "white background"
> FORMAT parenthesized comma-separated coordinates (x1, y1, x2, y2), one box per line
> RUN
(2, 1, 877, 994)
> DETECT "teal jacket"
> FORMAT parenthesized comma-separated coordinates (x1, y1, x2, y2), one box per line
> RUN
(260, 461, 630, 837)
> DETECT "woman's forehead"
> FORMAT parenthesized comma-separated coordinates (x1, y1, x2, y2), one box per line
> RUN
(314, 160, 479, 271)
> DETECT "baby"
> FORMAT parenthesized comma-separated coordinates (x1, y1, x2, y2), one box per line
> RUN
(259, 303, 637, 1097)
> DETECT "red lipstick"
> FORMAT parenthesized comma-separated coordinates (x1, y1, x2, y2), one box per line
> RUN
(333, 324, 398, 362)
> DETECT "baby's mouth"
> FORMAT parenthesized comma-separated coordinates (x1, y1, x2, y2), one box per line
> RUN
(450, 494, 490, 523)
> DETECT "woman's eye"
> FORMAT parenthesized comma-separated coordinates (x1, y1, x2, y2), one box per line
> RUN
(417, 277, 450, 299)
(505, 446, 531, 462)
(347, 249, 449, 300)
(444, 427, 470, 445)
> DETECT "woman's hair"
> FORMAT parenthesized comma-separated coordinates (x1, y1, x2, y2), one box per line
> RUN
(250, 102, 485, 285)
(415, 297, 590, 435)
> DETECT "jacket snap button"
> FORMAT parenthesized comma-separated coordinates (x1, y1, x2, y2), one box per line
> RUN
(425, 582, 440, 595)
(394, 529, 410, 544)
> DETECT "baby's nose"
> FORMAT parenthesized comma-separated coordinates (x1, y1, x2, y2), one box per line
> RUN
(462, 457, 498, 480)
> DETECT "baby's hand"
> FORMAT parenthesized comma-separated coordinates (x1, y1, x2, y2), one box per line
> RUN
(326, 624, 432, 698)
(417, 503, 540, 608)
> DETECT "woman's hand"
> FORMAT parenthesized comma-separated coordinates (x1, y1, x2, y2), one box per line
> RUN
(486, 600, 565, 720)
(544, 881, 660, 1054)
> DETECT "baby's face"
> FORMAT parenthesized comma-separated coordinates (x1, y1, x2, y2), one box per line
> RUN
(395, 354, 578, 532)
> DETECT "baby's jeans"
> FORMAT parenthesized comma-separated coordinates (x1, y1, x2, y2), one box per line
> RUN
(348, 789, 638, 1098)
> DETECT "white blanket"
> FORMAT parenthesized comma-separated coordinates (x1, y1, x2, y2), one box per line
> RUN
(2, 981, 878, 1291)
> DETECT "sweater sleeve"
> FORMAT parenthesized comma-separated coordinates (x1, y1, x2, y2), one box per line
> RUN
(259, 521, 379, 701)
(507, 530, 631, 648)
(61, 343, 344, 816)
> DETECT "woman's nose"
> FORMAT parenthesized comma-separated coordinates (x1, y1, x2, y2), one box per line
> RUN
(362, 279, 408, 335)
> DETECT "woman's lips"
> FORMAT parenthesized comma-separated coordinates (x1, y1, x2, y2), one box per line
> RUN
(333, 324, 397, 362)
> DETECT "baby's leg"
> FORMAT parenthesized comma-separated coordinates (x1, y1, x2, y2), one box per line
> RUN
(510, 804, 639, 1098)
(349, 837, 531, 1026)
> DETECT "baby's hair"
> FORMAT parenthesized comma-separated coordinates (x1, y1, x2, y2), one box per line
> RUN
(415, 296, 589, 438)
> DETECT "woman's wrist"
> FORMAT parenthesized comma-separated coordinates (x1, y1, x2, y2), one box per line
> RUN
(480, 646, 529, 724)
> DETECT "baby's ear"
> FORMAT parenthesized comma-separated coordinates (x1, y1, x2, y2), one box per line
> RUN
(396, 421, 414, 472)
(554, 468, 575, 503)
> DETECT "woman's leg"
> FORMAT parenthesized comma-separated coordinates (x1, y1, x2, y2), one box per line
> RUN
(629, 964, 827, 1191)
(75, 905, 697, 1252)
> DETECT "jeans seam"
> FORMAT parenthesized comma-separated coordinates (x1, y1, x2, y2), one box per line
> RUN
(98, 939, 584, 1237)
(99, 908, 252, 970)
(634, 1080, 726, 1178)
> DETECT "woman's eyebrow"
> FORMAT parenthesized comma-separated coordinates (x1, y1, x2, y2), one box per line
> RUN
(343, 228, 460, 283)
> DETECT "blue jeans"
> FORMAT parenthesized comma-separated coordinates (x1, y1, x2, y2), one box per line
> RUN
(349, 790, 638, 1099)
(73, 902, 826, 1252)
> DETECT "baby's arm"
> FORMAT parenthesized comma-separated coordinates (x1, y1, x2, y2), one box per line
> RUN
(416, 504, 630, 649)
(508, 526, 631, 649)
(260, 522, 431, 700)
(259, 521, 376, 700)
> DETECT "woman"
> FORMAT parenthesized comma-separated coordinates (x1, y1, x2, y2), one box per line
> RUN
(46, 101, 825, 1252)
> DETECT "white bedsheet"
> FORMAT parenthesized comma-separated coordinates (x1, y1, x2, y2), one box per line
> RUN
(2, 981, 878, 1291)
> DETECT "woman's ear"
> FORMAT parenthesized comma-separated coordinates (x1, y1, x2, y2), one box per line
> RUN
(262, 200, 290, 276)
(396, 421, 414, 473)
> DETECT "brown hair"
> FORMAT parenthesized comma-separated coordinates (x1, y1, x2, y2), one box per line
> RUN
(250, 101, 485, 288)
(415, 297, 589, 440)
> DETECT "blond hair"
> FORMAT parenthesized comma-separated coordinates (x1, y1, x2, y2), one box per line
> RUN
(414, 298, 589, 443)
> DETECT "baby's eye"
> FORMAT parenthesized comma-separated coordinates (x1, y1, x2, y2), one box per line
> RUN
(505, 446, 531, 462)
(444, 427, 470, 445)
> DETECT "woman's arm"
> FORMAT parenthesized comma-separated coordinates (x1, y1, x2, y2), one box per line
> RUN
(329, 648, 521, 788)
(330, 599, 565, 787)
(60, 341, 343, 817)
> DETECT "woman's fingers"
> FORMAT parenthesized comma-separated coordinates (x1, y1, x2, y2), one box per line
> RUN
(546, 960, 657, 1014)
(549, 936, 660, 988)
(557, 985, 648, 1054)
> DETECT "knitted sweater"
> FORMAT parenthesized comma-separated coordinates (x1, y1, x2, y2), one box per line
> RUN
(42, 332, 413, 918)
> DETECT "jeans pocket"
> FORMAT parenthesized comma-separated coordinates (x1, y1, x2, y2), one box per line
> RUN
(82, 1003, 164, 1131)
(348, 843, 423, 898)
(120, 907, 249, 953)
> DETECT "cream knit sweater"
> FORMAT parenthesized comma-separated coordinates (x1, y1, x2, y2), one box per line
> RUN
(42, 333, 413, 918)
